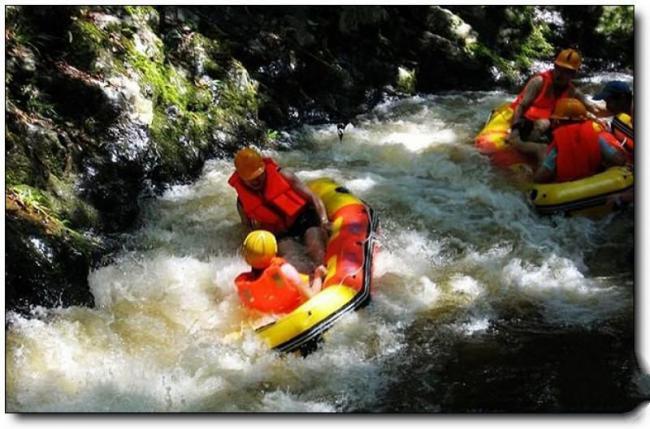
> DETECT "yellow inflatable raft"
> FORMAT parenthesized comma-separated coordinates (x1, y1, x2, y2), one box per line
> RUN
(527, 166, 633, 216)
(255, 178, 378, 353)
(475, 103, 634, 217)
(474, 102, 537, 173)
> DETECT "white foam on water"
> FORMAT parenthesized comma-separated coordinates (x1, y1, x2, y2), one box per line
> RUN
(453, 316, 491, 335)
(450, 274, 482, 299)
(501, 254, 629, 326)
(7, 81, 635, 411)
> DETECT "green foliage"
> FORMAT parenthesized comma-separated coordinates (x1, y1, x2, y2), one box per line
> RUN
(468, 42, 518, 84)
(6, 6, 36, 48)
(596, 6, 633, 38)
(516, 23, 554, 68)
(266, 129, 280, 143)
(10, 184, 52, 214)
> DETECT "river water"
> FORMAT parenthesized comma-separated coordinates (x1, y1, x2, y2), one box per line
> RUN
(6, 73, 647, 412)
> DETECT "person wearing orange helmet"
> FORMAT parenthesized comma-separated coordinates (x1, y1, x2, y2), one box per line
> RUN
(533, 98, 626, 183)
(508, 48, 605, 146)
(228, 147, 330, 268)
(235, 230, 327, 314)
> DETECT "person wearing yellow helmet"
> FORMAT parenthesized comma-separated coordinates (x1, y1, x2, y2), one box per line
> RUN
(508, 48, 606, 146)
(235, 230, 327, 314)
(228, 147, 331, 269)
(532, 98, 626, 183)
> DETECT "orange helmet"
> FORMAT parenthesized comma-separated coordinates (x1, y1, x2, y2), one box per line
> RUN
(234, 148, 264, 180)
(554, 48, 582, 71)
(550, 98, 587, 121)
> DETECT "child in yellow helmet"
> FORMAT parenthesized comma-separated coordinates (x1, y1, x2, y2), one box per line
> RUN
(234, 230, 327, 314)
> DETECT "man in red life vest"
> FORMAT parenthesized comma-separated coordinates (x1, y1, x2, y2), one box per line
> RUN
(533, 98, 626, 183)
(508, 48, 605, 145)
(235, 230, 327, 314)
(229, 147, 330, 268)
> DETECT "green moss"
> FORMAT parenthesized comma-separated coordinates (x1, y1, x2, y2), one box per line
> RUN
(6, 132, 33, 187)
(219, 61, 260, 117)
(123, 5, 158, 27)
(131, 54, 181, 105)
(69, 16, 111, 70)
(468, 42, 518, 83)
(47, 175, 100, 228)
(516, 24, 554, 68)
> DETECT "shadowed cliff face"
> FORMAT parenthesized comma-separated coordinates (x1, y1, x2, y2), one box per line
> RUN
(5, 5, 634, 313)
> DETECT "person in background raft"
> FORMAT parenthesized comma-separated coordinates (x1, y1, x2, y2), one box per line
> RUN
(508, 48, 606, 146)
(532, 98, 626, 184)
(593, 81, 634, 208)
(594, 81, 634, 164)
(229, 147, 331, 269)
(235, 230, 327, 314)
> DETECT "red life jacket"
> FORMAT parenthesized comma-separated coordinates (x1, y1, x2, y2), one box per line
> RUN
(548, 121, 602, 183)
(511, 70, 573, 121)
(235, 257, 305, 314)
(228, 158, 308, 234)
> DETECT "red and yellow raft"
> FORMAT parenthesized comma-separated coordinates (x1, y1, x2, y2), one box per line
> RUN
(255, 178, 378, 353)
(475, 103, 634, 216)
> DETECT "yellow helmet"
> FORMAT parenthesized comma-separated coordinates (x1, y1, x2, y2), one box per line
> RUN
(234, 148, 265, 181)
(243, 230, 277, 269)
(550, 98, 587, 121)
(554, 48, 582, 71)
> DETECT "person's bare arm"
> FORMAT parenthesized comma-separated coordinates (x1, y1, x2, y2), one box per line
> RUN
(280, 263, 317, 299)
(236, 199, 252, 228)
(310, 265, 327, 295)
(572, 87, 609, 117)
(509, 76, 544, 142)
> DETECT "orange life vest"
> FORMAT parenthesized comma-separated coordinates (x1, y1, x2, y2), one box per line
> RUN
(235, 257, 305, 314)
(548, 121, 602, 183)
(229, 158, 308, 234)
(511, 70, 573, 121)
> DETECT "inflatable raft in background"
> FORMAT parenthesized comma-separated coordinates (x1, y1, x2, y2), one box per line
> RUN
(526, 166, 633, 216)
(474, 102, 537, 175)
(474, 103, 634, 217)
(255, 178, 378, 354)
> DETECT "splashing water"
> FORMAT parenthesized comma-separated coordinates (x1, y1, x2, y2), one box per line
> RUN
(6, 78, 640, 412)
